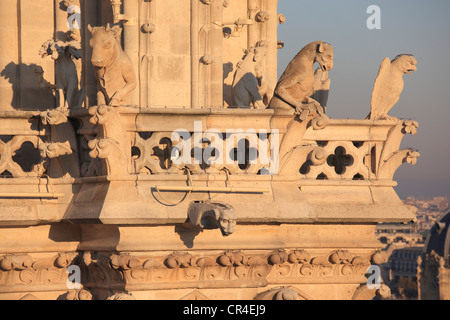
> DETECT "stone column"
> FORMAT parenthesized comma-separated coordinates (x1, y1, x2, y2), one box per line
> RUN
(139, 0, 156, 108)
(209, 0, 224, 108)
(191, 0, 200, 108)
(123, 0, 140, 106)
(54, 0, 68, 41)
(265, 0, 278, 90)
(247, 0, 258, 48)
(81, 0, 98, 107)
(0, 0, 19, 110)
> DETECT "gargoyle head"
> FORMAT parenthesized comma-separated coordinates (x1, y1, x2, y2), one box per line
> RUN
(88, 24, 122, 68)
(392, 54, 417, 75)
(39, 40, 59, 60)
(215, 205, 237, 237)
(186, 201, 236, 236)
(314, 41, 334, 72)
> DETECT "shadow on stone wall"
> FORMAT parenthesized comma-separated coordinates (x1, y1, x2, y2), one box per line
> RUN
(1, 62, 56, 110)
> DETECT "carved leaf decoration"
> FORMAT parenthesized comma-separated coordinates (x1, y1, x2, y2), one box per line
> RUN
(234, 265, 249, 279)
(39, 142, 73, 159)
(252, 264, 271, 279)
(403, 120, 419, 135)
(184, 266, 200, 280)
(300, 264, 313, 276)
(19, 270, 36, 284)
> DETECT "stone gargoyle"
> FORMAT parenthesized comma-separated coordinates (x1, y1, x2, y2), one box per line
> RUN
(268, 40, 334, 115)
(39, 33, 83, 110)
(183, 201, 236, 237)
(88, 24, 137, 107)
(368, 54, 417, 120)
(231, 45, 270, 109)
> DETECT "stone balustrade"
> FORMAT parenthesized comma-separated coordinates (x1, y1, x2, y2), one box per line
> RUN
(0, 107, 419, 226)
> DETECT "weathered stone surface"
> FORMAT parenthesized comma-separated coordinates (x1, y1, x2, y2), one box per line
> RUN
(0, 0, 420, 300)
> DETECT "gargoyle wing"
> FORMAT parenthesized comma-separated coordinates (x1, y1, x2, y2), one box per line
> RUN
(370, 57, 391, 119)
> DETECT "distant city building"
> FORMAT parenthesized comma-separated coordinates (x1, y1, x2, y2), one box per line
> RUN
(417, 211, 450, 300)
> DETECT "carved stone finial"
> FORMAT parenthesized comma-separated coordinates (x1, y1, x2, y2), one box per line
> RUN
(40, 108, 69, 126)
(255, 11, 270, 22)
(141, 22, 156, 34)
(200, 54, 214, 65)
(402, 120, 419, 135)
(405, 150, 420, 165)
(39, 142, 72, 159)
(368, 54, 417, 120)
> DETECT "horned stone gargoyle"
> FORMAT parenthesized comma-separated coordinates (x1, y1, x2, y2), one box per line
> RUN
(88, 24, 137, 107)
(231, 45, 270, 109)
(183, 201, 236, 237)
(368, 54, 417, 120)
(268, 41, 334, 115)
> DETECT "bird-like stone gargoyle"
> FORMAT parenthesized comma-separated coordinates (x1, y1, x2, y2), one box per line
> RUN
(368, 54, 417, 120)
(183, 201, 236, 237)
(268, 40, 334, 115)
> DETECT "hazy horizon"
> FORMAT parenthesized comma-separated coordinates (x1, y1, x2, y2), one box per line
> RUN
(277, 0, 450, 199)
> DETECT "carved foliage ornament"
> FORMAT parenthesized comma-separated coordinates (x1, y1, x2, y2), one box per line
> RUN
(0, 253, 78, 289)
(98, 249, 384, 286)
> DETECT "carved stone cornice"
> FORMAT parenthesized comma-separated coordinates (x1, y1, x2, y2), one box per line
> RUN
(80, 249, 384, 291)
(0, 252, 78, 292)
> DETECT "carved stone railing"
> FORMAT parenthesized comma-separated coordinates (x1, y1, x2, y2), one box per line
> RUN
(62, 106, 418, 225)
(0, 106, 418, 226)
(0, 109, 79, 225)
(301, 119, 420, 182)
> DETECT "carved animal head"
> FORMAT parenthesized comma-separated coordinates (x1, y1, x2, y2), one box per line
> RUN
(88, 24, 122, 68)
(243, 46, 266, 64)
(314, 41, 334, 72)
(39, 40, 60, 60)
(392, 54, 417, 75)
(40, 40, 81, 61)
(215, 205, 237, 236)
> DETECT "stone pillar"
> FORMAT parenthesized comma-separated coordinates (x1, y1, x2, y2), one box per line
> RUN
(123, 0, 140, 106)
(265, 0, 278, 91)
(81, 0, 98, 107)
(139, 0, 156, 108)
(0, 0, 19, 110)
(210, 0, 224, 108)
(191, 0, 200, 108)
(54, 0, 68, 41)
(247, 0, 258, 48)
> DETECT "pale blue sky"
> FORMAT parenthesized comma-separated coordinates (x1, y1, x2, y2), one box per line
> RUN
(277, 0, 450, 199)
